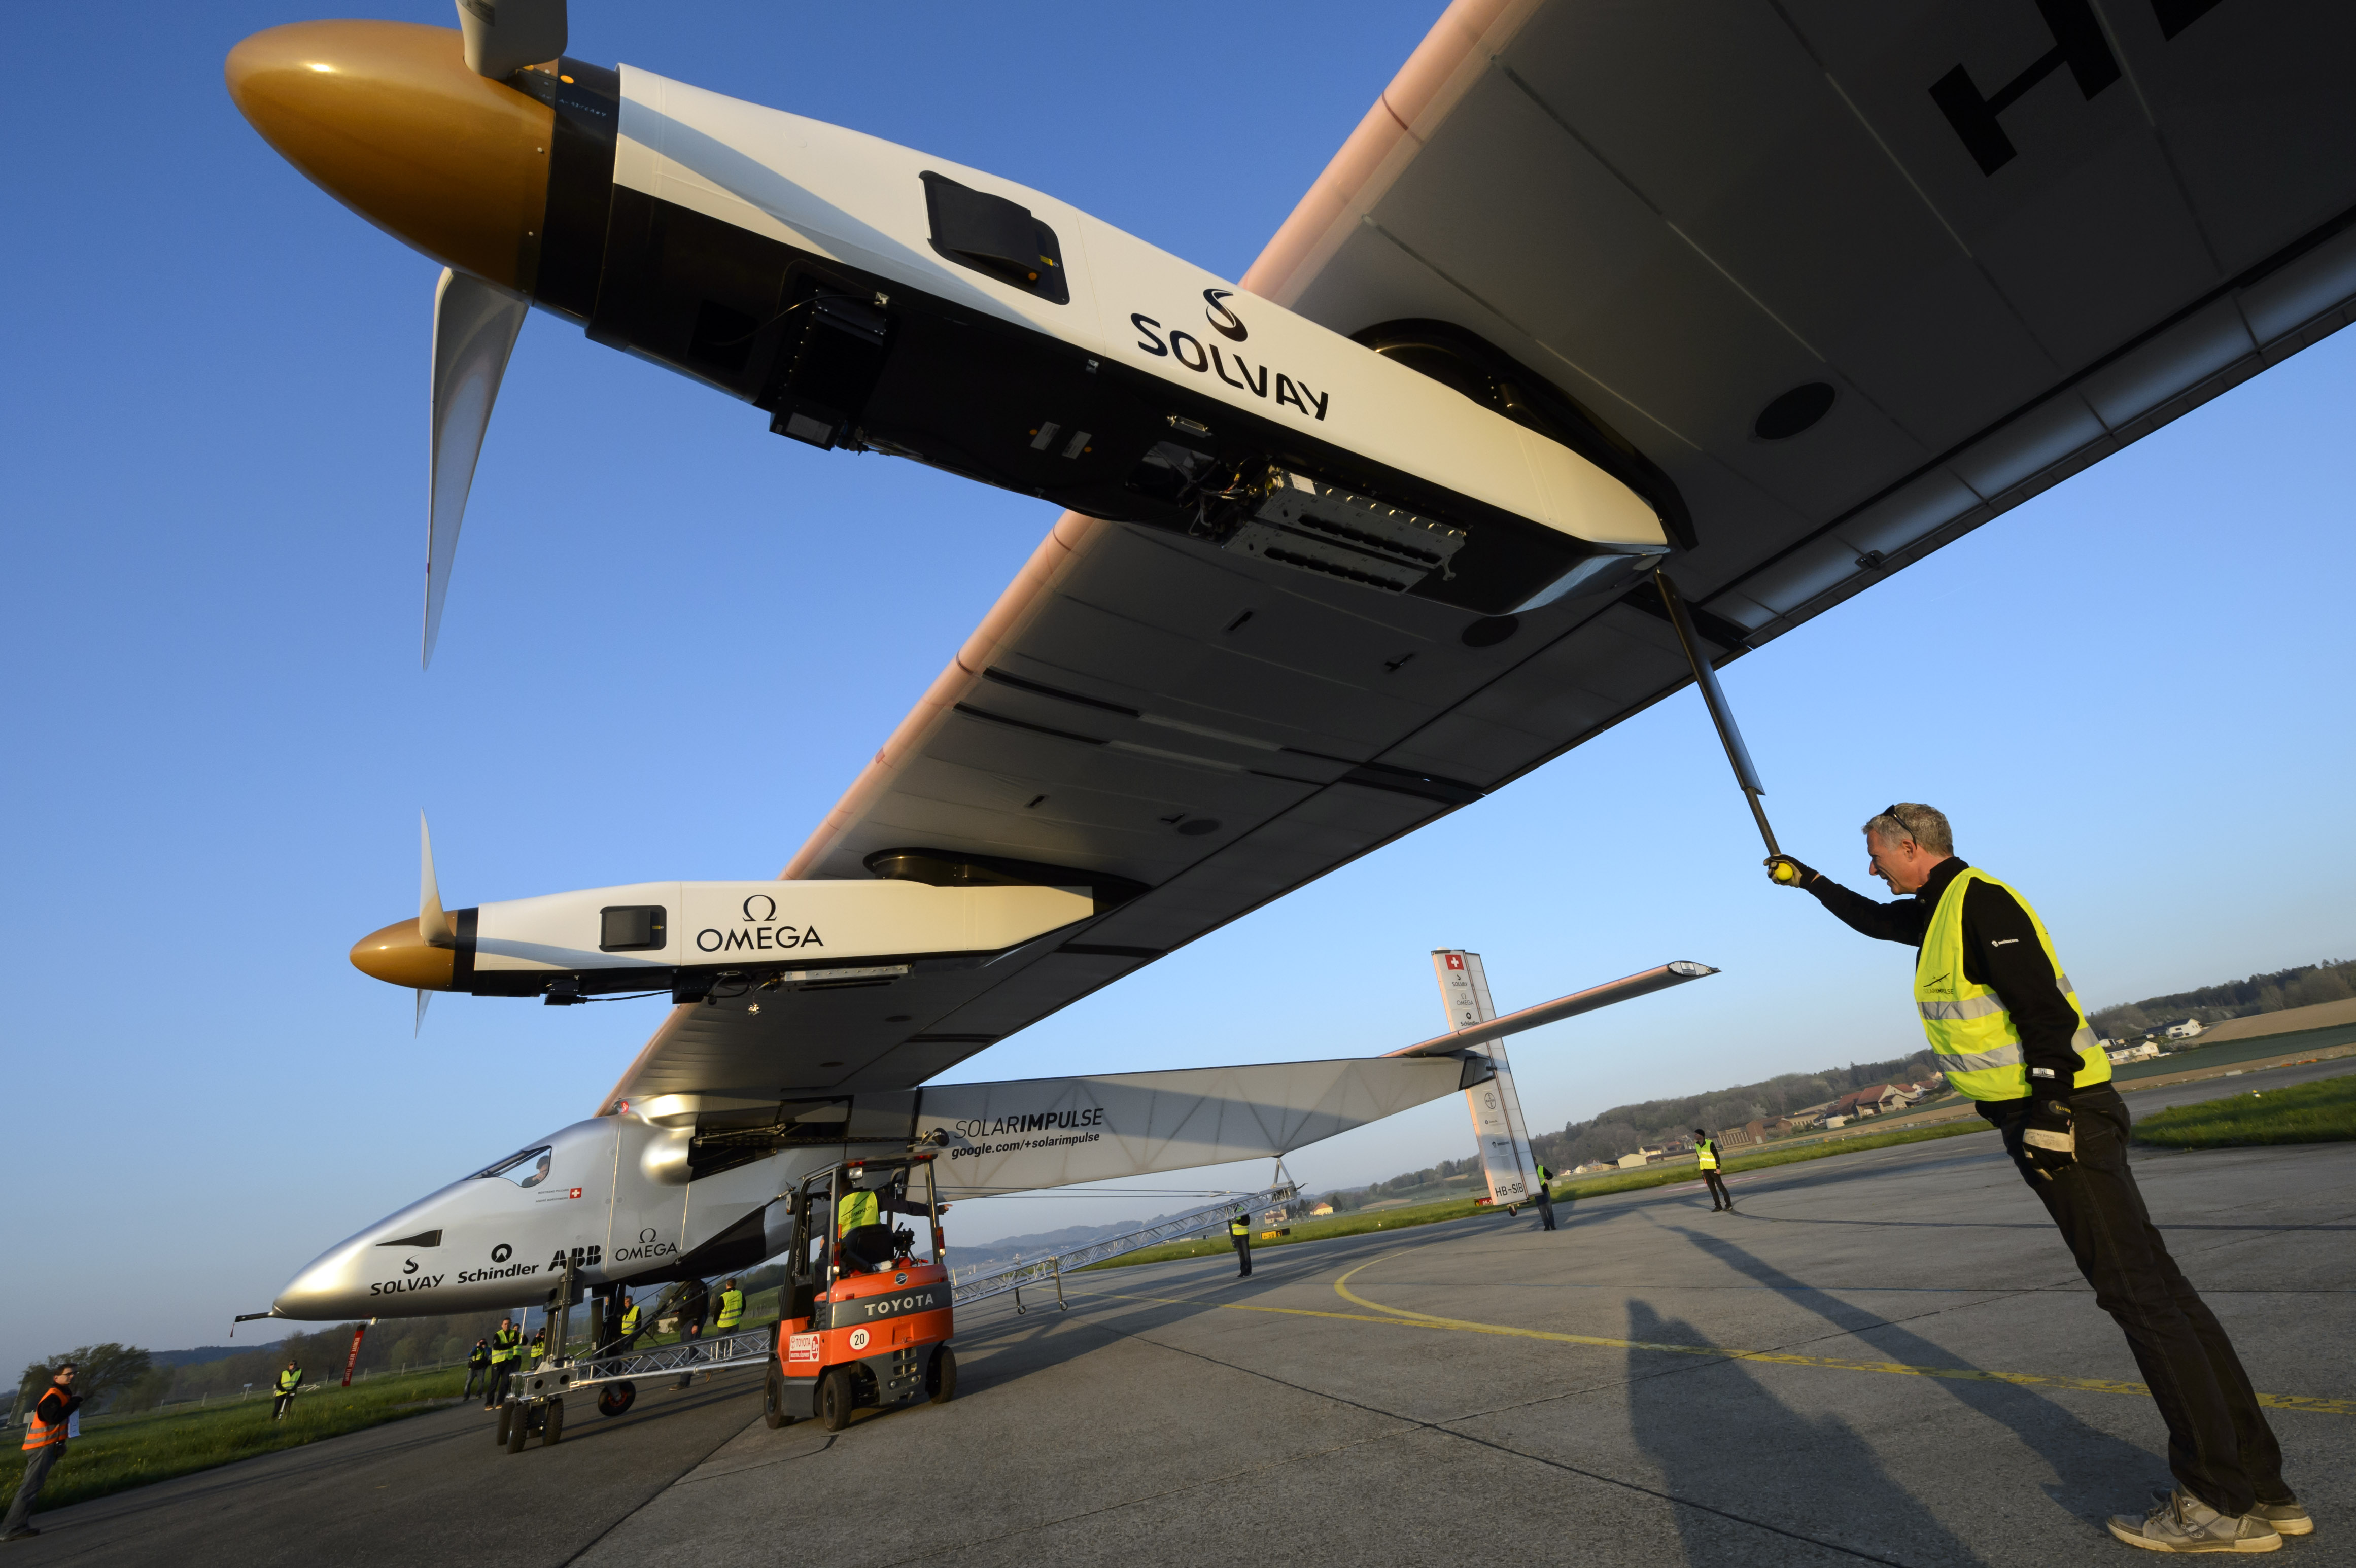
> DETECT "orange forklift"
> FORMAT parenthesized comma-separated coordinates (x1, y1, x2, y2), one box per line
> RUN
(765, 1152, 956, 1432)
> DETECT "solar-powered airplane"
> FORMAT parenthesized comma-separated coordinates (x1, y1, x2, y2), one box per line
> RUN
(229, 0, 2356, 1324)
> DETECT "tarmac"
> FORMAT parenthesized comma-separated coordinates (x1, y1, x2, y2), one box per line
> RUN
(19, 1058, 2352, 1567)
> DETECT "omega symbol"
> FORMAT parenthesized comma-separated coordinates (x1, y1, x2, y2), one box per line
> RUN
(743, 893, 777, 922)
(639, 1228, 658, 1244)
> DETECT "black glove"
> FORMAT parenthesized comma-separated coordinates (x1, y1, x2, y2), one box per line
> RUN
(2018, 1097, 2076, 1181)
(1765, 855, 1818, 888)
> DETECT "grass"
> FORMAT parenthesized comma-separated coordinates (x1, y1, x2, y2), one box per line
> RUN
(2132, 1072, 2356, 1149)
(0, 1367, 471, 1513)
(1081, 1117, 1997, 1271)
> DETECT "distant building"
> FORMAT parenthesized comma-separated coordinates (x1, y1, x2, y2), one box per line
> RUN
(1308, 1202, 1335, 1217)
(2107, 1042, 2161, 1065)
(1824, 1114, 1850, 1129)
(2162, 1018, 2206, 1041)
(1615, 1147, 1664, 1170)
(1868, 1084, 1905, 1111)
(1573, 1160, 1615, 1175)
(1827, 1084, 1908, 1120)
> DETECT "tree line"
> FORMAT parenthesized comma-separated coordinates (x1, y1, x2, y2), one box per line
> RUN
(1530, 1049, 1939, 1171)
(1313, 1047, 1940, 1212)
(14, 1311, 522, 1418)
(2090, 959, 2354, 1037)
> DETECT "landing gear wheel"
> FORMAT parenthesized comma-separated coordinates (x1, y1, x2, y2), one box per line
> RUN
(764, 1369, 795, 1428)
(817, 1367, 854, 1432)
(1506, 1206, 1519, 1217)
(494, 1403, 512, 1447)
(541, 1398, 564, 1446)
(505, 1405, 529, 1454)
(926, 1345, 957, 1405)
(597, 1381, 636, 1418)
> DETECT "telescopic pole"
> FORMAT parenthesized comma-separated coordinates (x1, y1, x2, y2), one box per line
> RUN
(1654, 570, 1798, 880)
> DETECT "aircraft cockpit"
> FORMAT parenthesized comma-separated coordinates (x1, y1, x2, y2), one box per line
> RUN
(472, 1144, 555, 1189)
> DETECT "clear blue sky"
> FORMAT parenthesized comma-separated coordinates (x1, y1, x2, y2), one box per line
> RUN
(4, 1, 2351, 1370)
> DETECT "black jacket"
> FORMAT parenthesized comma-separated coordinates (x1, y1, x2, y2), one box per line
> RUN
(1806, 857, 2085, 1114)
(33, 1385, 81, 1432)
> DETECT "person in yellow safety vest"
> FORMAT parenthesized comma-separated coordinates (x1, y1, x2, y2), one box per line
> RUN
(3, 1363, 80, 1541)
(834, 1180, 929, 1273)
(598, 1291, 637, 1354)
(1532, 1162, 1557, 1231)
(1694, 1130, 1733, 1213)
(1772, 803, 2308, 1552)
(484, 1318, 521, 1410)
(527, 1328, 547, 1369)
(1227, 1213, 1252, 1278)
(714, 1279, 744, 1333)
(269, 1361, 303, 1421)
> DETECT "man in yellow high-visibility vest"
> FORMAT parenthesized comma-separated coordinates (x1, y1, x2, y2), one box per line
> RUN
(714, 1279, 744, 1333)
(1227, 1213, 1252, 1278)
(834, 1179, 932, 1273)
(484, 1318, 521, 1410)
(1773, 803, 2307, 1552)
(270, 1361, 303, 1421)
(1694, 1130, 1731, 1213)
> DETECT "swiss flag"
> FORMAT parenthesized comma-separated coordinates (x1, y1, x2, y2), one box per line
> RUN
(1445, 954, 1464, 970)
(568, 1188, 583, 1199)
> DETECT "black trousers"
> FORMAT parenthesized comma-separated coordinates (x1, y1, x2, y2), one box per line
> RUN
(1232, 1234, 1252, 1276)
(271, 1393, 295, 1419)
(463, 1365, 488, 1398)
(1998, 1086, 2286, 1516)
(1703, 1170, 1731, 1208)
(1536, 1188, 1557, 1230)
(487, 1363, 512, 1405)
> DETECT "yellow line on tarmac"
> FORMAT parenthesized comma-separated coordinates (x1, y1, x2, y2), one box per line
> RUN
(1072, 1261, 2352, 1417)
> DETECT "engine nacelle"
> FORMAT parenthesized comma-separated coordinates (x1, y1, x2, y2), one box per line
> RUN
(228, 24, 1674, 618)
(352, 869, 1096, 1002)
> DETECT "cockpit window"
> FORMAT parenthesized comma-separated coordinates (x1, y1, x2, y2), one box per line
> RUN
(471, 1146, 553, 1188)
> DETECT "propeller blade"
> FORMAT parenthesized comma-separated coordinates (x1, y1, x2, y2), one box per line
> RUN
(426, 268, 527, 668)
(456, 0, 567, 81)
(419, 810, 453, 948)
(414, 988, 433, 1036)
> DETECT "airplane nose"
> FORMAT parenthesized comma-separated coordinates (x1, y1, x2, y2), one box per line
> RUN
(273, 1247, 368, 1320)
(224, 21, 553, 291)
(351, 917, 456, 989)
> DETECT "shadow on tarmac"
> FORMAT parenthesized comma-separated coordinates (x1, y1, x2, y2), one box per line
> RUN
(1658, 1218, 2166, 1527)
(1623, 1298, 1991, 1568)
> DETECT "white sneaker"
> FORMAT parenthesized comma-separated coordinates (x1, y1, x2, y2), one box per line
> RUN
(2110, 1489, 2280, 1553)
(2149, 1488, 2312, 1540)
(2247, 1502, 2311, 1537)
